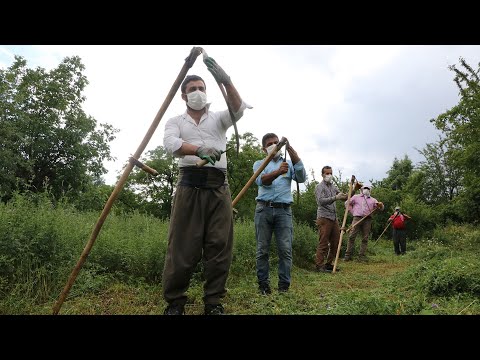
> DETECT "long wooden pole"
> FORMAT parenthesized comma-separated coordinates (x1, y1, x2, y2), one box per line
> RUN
(332, 175, 355, 273)
(346, 207, 378, 233)
(371, 220, 392, 247)
(52, 47, 203, 315)
(372, 211, 400, 247)
(232, 137, 287, 207)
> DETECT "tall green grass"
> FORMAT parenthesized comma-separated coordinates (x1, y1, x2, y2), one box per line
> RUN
(0, 193, 169, 313)
(1, 193, 479, 314)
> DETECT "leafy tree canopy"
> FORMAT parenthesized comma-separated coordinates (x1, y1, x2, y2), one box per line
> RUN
(0, 55, 118, 202)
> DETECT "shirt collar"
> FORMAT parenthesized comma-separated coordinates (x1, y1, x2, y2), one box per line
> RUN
(266, 156, 284, 162)
(182, 103, 212, 122)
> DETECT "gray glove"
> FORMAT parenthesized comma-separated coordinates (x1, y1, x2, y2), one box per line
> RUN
(204, 57, 231, 85)
(196, 146, 222, 165)
(335, 192, 348, 201)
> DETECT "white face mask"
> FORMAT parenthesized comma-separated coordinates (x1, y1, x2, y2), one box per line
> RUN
(186, 90, 207, 110)
(323, 174, 333, 183)
(363, 189, 371, 197)
(266, 144, 282, 160)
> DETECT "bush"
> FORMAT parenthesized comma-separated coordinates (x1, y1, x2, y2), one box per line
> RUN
(86, 212, 169, 283)
(0, 193, 74, 295)
(292, 221, 318, 269)
(420, 257, 480, 297)
(400, 256, 480, 297)
(231, 219, 257, 275)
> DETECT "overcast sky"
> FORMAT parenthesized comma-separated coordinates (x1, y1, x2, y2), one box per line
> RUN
(1, 45, 479, 188)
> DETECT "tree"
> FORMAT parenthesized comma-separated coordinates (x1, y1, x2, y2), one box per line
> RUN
(412, 137, 462, 204)
(226, 132, 264, 219)
(0, 55, 118, 202)
(71, 183, 144, 215)
(383, 155, 413, 191)
(430, 58, 480, 222)
(125, 146, 179, 219)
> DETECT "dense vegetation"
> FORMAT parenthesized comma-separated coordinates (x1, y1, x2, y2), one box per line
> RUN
(0, 194, 478, 314)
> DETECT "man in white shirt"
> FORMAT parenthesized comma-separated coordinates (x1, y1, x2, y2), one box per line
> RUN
(162, 57, 252, 315)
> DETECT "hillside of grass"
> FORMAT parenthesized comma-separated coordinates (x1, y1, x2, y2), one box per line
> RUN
(1, 195, 479, 315)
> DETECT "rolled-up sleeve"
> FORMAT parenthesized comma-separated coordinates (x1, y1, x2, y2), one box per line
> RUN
(163, 117, 184, 156)
(253, 160, 268, 187)
(219, 100, 253, 129)
(234, 100, 253, 120)
(292, 160, 307, 183)
(375, 201, 385, 211)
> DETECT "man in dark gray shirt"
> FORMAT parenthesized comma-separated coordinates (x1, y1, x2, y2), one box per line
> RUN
(314, 166, 347, 272)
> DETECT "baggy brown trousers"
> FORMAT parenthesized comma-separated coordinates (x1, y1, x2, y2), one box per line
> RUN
(315, 217, 340, 266)
(162, 184, 233, 306)
(345, 216, 373, 258)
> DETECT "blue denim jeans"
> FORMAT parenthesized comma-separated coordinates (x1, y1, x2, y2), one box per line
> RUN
(254, 203, 293, 288)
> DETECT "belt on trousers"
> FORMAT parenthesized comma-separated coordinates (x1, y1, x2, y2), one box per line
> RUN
(257, 200, 291, 208)
(178, 166, 226, 189)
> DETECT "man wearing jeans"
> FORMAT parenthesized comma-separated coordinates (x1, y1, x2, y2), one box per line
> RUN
(253, 133, 306, 295)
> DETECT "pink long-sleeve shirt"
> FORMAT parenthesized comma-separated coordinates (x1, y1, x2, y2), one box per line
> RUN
(346, 194, 384, 217)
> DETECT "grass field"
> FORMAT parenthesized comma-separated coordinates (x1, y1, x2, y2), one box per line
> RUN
(1, 196, 478, 315)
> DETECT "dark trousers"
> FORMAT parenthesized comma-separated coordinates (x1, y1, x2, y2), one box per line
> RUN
(162, 184, 233, 306)
(392, 228, 407, 254)
(315, 217, 340, 266)
(345, 216, 372, 258)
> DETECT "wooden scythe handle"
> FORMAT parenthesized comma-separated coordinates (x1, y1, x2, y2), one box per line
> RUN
(333, 175, 356, 273)
(232, 137, 288, 208)
(52, 47, 203, 315)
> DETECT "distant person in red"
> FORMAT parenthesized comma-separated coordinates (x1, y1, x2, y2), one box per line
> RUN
(389, 206, 412, 255)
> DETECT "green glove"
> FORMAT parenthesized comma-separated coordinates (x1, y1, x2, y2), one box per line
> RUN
(204, 57, 231, 85)
(196, 146, 222, 165)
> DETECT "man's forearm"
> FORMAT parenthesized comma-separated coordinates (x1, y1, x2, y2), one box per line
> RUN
(176, 142, 200, 156)
(261, 170, 280, 185)
(224, 83, 242, 113)
(317, 196, 336, 205)
(290, 153, 301, 164)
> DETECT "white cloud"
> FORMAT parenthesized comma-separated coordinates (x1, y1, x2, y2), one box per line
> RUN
(2, 45, 479, 187)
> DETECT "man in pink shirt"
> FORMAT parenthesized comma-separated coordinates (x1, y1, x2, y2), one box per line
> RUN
(344, 183, 384, 261)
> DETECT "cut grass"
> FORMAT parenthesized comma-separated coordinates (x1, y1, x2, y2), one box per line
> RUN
(11, 250, 444, 315)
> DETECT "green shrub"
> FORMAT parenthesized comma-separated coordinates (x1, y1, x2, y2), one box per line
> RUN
(231, 219, 257, 275)
(421, 257, 480, 296)
(292, 221, 318, 269)
(399, 256, 480, 297)
(86, 212, 168, 283)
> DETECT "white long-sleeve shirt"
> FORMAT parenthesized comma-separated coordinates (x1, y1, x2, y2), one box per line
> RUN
(163, 101, 252, 168)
